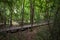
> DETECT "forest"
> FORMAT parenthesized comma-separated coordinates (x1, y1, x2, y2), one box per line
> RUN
(0, 0, 60, 40)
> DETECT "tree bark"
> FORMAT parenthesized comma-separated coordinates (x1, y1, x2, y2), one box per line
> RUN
(30, 0, 35, 27)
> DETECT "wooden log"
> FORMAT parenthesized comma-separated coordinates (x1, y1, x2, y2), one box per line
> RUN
(0, 21, 52, 32)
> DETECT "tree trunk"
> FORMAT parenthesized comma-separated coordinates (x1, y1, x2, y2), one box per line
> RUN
(52, 7, 60, 40)
(30, 0, 35, 27)
(21, 0, 25, 27)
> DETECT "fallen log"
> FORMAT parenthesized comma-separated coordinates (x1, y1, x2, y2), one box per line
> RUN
(0, 21, 52, 32)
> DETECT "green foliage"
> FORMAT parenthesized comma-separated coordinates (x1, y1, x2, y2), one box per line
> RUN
(0, 0, 60, 40)
(0, 0, 55, 24)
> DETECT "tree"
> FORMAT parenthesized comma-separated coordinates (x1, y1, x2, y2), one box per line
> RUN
(51, 0, 60, 40)
(30, 0, 35, 27)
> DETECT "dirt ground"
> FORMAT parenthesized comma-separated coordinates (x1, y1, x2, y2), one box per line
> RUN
(0, 25, 50, 40)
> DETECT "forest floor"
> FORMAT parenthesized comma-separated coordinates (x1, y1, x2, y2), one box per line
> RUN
(0, 24, 52, 40)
